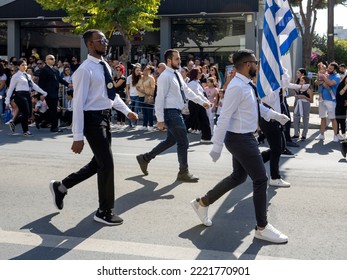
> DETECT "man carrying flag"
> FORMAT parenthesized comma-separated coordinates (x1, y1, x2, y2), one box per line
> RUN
(257, 0, 299, 188)
(190, 49, 290, 244)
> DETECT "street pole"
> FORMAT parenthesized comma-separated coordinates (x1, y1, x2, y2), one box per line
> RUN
(327, 0, 334, 62)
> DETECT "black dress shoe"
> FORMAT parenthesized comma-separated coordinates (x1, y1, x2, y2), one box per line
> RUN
(176, 172, 199, 182)
(136, 154, 149, 175)
(50, 128, 63, 132)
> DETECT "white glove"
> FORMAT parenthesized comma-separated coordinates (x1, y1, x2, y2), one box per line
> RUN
(209, 144, 223, 162)
(209, 150, 221, 162)
(272, 112, 290, 125)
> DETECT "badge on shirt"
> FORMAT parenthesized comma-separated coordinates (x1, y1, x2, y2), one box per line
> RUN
(107, 82, 113, 89)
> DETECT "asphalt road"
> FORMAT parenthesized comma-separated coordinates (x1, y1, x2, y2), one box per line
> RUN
(0, 118, 346, 260)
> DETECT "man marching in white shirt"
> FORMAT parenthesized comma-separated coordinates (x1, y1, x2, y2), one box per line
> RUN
(190, 49, 290, 244)
(49, 29, 138, 226)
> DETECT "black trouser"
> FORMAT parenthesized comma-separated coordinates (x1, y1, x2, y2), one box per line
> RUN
(186, 101, 199, 130)
(259, 118, 283, 180)
(336, 106, 347, 134)
(201, 132, 268, 227)
(196, 105, 211, 140)
(46, 98, 59, 130)
(13, 91, 32, 133)
(186, 101, 211, 140)
(62, 110, 115, 210)
(34, 111, 49, 126)
(281, 97, 292, 141)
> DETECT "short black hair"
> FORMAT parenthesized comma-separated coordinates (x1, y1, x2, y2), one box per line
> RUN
(82, 29, 102, 47)
(164, 49, 179, 64)
(233, 49, 255, 69)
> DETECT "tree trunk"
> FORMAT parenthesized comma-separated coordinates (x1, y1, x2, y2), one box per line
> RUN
(302, 32, 314, 68)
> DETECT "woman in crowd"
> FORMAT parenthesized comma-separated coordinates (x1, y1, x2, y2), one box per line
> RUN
(136, 65, 156, 131)
(126, 65, 142, 127)
(187, 68, 211, 143)
(5, 59, 47, 136)
(113, 64, 127, 129)
(209, 65, 222, 89)
(61, 66, 73, 109)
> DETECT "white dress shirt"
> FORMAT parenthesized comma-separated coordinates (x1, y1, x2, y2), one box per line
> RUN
(72, 54, 131, 141)
(5, 71, 47, 106)
(212, 73, 276, 149)
(155, 67, 208, 122)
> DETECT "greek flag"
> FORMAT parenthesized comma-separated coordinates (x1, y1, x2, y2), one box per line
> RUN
(257, 0, 299, 98)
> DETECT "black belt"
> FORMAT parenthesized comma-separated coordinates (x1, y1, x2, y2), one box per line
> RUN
(164, 108, 181, 112)
(15, 90, 30, 94)
(262, 102, 273, 110)
(229, 131, 254, 136)
(84, 109, 111, 116)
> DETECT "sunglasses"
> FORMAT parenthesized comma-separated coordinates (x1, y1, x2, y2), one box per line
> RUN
(244, 60, 258, 65)
(93, 38, 109, 45)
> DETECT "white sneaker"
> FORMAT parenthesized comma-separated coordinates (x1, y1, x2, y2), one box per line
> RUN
(269, 178, 291, 187)
(315, 134, 325, 140)
(254, 223, 288, 243)
(334, 134, 344, 142)
(190, 199, 212, 227)
(147, 126, 154, 131)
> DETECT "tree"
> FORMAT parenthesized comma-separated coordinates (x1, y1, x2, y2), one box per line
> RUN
(288, 0, 347, 68)
(35, 0, 161, 62)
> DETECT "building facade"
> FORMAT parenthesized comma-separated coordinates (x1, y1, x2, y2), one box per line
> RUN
(0, 0, 261, 68)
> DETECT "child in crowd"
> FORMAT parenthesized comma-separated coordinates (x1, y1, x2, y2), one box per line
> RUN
(32, 93, 48, 129)
(58, 91, 73, 128)
(204, 76, 219, 133)
(214, 88, 225, 125)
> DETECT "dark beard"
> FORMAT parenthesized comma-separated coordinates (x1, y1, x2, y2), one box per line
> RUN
(249, 69, 257, 78)
(171, 64, 180, 70)
(96, 49, 106, 56)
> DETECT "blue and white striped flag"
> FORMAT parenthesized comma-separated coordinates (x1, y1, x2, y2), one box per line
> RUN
(257, 0, 299, 98)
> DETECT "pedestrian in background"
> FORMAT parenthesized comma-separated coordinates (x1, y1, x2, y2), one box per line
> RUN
(38, 54, 72, 132)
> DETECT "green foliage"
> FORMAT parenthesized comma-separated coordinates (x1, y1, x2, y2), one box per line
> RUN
(312, 33, 347, 66)
(35, 0, 161, 38)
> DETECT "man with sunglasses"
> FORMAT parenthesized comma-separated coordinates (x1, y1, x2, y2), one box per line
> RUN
(49, 29, 138, 226)
(38, 55, 72, 132)
(190, 49, 290, 244)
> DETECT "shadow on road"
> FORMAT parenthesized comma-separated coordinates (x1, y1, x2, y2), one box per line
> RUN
(11, 212, 104, 260)
(179, 180, 279, 260)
